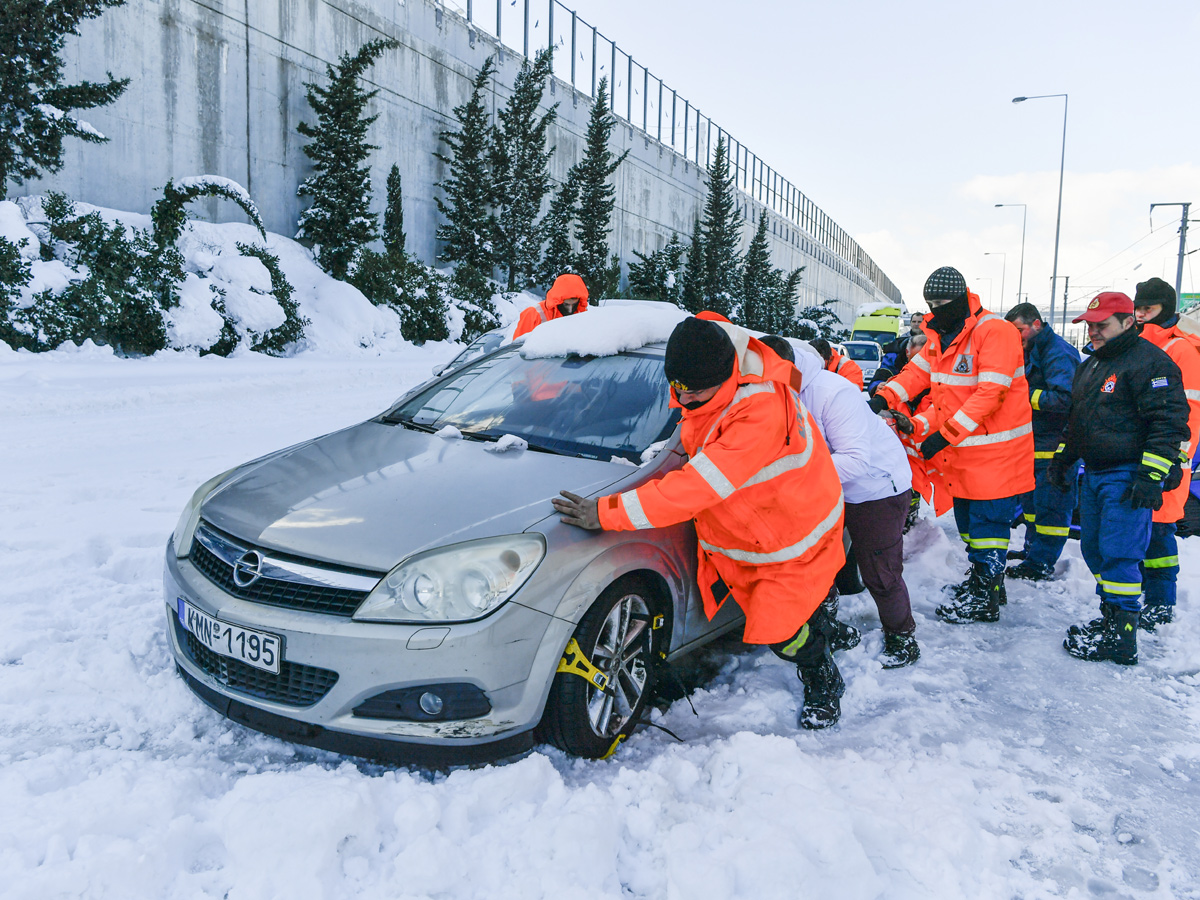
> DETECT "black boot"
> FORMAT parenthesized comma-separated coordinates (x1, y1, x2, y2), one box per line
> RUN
(1067, 603, 1114, 638)
(820, 589, 860, 652)
(1007, 559, 1054, 582)
(1139, 602, 1174, 632)
(936, 565, 1002, 623)
(879, 631, 920, 669)
(903, 493, 920, 534)
(1064, 606, 1138, 665)
(797, 645, 845, 729)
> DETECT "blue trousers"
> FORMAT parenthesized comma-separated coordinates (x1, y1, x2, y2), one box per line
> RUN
(953, 496, 1020, 578)
(1079, 466, 1152, 612)
(1020, 459, 1078, 570)
(1142, 522, 1178, 607)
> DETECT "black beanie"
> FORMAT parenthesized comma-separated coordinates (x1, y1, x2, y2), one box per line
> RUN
(664, 317, 736, 392)
(923, 266, 968, 303)
(1134, 277, 1177, 324)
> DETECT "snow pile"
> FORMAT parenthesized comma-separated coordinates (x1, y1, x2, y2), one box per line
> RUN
(520, 300, 688, 359)
(855, 301, 903, 318)
(484, 433, 528, 453)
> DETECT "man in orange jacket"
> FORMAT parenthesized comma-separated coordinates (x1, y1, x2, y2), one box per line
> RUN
(870, 266, 1034, 623)
(513, 273, 590, 338)
(1134, 277, 1200, 629)
(811, 338, 864, 391)
(552, 316, 848, 728)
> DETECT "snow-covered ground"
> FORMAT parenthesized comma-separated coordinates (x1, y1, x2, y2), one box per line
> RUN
(3, 343, 1200, 899)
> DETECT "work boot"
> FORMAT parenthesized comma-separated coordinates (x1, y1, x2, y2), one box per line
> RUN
(797, 648, 845, 729)
(1064, 606, 1138, 665)
(903, 494, 920, 534)
(1139, 602, 1174, 632)
(879, 631, 920, 669)
(936, 566, 1002, 623)
(820, 590, 860, 652)
(1067, 603, 1114, 638)
(1006, 559, 1054, 582)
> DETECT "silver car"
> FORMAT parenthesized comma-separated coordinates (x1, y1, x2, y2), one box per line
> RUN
(164, 339, 744, 763)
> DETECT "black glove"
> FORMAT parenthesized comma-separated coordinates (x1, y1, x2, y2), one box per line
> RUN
(1123, 473, 1165, 511)
(1047, 458, 1072, 493)
(1164, 462, 1184, 493)
(920, 432, 950, 460)
(868, 394, 890, 414)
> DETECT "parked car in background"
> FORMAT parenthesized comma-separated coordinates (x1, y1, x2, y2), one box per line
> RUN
(165, 308, 744, 765)
(841, 340, 884, 387)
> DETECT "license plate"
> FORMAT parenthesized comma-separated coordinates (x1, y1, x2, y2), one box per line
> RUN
(178, 599, 281, 674)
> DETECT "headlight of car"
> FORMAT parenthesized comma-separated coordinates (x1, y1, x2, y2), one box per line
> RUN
(171, 467, 239, 558)
(353, 534, 546, 623)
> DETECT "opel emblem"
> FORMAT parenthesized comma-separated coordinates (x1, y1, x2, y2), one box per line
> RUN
(232, 550, 264, 587)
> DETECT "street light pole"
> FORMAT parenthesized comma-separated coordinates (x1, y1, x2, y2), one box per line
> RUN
(984, 252, 1007, 312)
(1013, 93, 1068, 325)
(995, 203, 1026, 305)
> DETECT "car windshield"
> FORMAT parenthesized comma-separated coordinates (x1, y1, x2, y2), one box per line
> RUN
(445, 329, 508, 371)
(384, 346, 679, 463)
(844, 343, 881, 361)
(850, 329, 894, 346)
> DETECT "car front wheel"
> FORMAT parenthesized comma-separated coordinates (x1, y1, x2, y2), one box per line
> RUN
(538, 577, 661, 758)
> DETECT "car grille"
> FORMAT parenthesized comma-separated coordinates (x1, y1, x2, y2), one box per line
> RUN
(189, 525, 373, 617)
(172, 615, 338, 707)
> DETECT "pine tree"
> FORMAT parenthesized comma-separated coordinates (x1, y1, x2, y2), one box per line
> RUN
(539, 171, 579, 285)
(769, 267, 805, 336)
(296, 38, 397, 280)
(571, 78, 628, 299)
(491, 48, 557, 290)
(740, 214, 773, 330)
(680, 218, 706, 314)
(435, 56, 495, 275)
(383, 164, 406, 259)
(0, 0, 129, 198)
(791, 296, 849, 342)
(699, 136, 742, 318)
(628, 233, 685, 305)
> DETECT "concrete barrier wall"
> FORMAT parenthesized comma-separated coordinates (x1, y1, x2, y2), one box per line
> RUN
(21, 0, 899, 323)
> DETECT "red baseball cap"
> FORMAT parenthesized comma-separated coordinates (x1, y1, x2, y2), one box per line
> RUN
(1073, 291, 1134, 324)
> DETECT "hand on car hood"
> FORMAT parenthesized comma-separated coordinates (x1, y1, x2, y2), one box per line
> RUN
(199, 421, 630, 571)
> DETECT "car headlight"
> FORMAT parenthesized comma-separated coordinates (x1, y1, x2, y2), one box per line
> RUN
(353, 535, 546, 623)
(171, 467, 239, 558)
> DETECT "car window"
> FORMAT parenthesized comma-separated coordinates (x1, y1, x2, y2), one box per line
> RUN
(444, 329, 508, 371)
(850, 329, 895, 345)
(844, 344, 881, 361)
(386, 347, 680, 462)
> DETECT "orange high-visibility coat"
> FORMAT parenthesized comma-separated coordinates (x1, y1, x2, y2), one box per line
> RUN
(597, 321, 846, 644)
(826, 349, 864, 391)
(878, 293, 1034, 501)
(513, 273, 590, 338)
(1142, 319, 1200, 522)
(898, 391, 953, 516)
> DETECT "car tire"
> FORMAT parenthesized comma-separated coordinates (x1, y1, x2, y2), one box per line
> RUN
(538, 576, 663, 758)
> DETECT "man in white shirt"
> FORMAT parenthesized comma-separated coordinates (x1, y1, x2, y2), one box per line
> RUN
(763, 335, 920, 667)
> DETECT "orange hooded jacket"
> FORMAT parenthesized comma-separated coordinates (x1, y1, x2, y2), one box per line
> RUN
(597, 320, 845, 644)
(826, 349, 864, 391)
(513, 274, 590, 339)
(1141, 318, 1200, 522)
(878, 293, 1034, 501)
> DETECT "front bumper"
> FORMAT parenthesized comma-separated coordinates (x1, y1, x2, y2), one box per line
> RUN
(164, 545, 575, 764)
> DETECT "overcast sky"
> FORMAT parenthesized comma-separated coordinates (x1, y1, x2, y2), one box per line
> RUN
(553, 0, 1200, 319)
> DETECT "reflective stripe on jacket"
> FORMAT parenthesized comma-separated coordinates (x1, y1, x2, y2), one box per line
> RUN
(878, 293, 1034, 501)
(598, 322, 845, 644)
(827, 350, 864, 391)
(1142, 319, 1200, 522)
(512, 275, 590, 339)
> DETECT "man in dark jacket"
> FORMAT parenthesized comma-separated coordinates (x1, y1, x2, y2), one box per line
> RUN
(1004, 303, 1081, 580)
(1050, 292, 1190, 664)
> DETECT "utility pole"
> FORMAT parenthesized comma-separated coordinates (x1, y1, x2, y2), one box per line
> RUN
(1149, 202, 1191, 301)
(1060, 276, 1070, 332)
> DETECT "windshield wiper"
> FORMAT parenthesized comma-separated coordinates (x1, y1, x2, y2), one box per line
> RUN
(381, 413, 438, 432)
(461, 430, 576, 457)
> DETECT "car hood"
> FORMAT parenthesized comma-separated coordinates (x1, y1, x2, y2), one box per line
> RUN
(200, 421, 630, 571)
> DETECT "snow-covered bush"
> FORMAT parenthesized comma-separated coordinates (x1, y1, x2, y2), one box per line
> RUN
(237, 242, 308, 354)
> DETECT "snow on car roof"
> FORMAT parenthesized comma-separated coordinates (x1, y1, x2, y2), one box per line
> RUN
(518, 300, 689, 359)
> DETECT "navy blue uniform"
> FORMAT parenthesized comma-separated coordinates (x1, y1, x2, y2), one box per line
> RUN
(1019, 325, 1081, 572)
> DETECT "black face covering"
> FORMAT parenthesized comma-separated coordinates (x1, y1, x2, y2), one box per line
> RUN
(928, 293, 971, 335)
(680, 396, 713, 411)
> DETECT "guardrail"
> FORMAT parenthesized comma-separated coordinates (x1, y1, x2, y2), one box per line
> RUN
(439, 0, 901, 304)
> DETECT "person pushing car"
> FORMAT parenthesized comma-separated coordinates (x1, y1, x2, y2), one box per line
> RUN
(552, 315, 849, 728)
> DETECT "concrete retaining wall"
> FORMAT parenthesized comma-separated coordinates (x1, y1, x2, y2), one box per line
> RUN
(21, 0, 899, 322)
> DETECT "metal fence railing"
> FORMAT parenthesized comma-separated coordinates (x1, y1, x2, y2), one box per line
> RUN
(438, 0, 901, 304)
